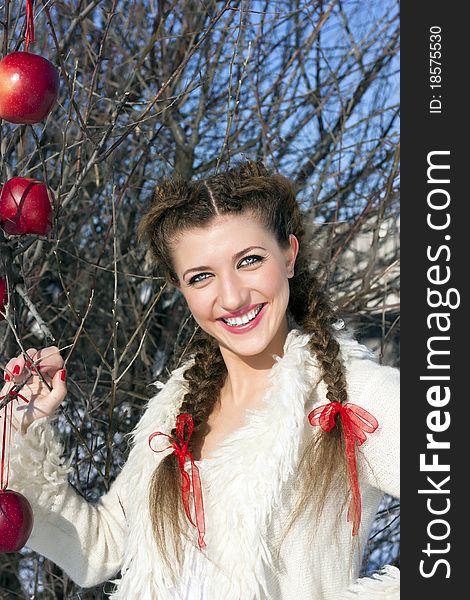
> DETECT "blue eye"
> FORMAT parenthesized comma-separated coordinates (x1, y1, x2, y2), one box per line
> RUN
(239, 255, 265, 267)
(188, 272, 210, 286)
(186, 254, 266, 286)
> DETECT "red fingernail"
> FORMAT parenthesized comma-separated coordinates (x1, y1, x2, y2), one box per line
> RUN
(13, 365, 20, 375)
(4, 373, 11, 381)
(27, 360, 31, 367)
(60, 369, 66, 381)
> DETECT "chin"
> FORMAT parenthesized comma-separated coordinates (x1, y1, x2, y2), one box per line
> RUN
(213, 325, 283, 359)
(224, 339, 271, 358)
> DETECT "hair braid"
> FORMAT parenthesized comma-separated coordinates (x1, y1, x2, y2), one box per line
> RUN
(286, 251, 350, 533)
(177, 333, 227, 444)
(148, 332, 227, 565)
(289, 263, 348, 405)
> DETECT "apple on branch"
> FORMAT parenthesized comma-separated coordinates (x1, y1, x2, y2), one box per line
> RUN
(0, 177, 53, 236)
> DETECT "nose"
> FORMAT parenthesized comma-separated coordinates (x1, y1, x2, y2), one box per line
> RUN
(217, 270, 250, 313)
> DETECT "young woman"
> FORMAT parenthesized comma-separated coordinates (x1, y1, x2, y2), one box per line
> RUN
(2, 160, 399, 599)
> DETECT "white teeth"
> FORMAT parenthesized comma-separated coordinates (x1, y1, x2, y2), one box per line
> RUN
(222, 304, 263, 326)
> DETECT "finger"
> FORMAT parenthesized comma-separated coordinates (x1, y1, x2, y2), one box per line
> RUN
(26, 367, 67, 415)
(48, 368, 68, 411)
(4, 348, 37, 382)
(0, 378, 14, 400)
(20, 369, 67, 434)
(32, 346, 63, 377)
(0, 380, 27, 432)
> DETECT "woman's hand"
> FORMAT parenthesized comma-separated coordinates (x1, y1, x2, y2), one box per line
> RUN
(1, 346, 67, 434)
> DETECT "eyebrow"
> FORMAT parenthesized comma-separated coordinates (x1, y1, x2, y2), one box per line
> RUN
(183, 246, 267, 279)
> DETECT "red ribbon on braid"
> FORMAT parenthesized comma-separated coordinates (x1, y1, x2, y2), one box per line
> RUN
(149, 413, 206, 549)
(25, 0, 35, 52)
(0, 388, 30, 490)
(308, 402, 378, 535)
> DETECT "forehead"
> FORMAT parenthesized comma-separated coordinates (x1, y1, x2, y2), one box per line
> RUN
(170, 213, 276, 266)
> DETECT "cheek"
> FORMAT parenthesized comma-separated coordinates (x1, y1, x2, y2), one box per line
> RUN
(264, 263, 289, 296)
(183, 289, 212, 321)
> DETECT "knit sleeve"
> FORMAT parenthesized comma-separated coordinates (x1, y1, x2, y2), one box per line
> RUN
(7, 415, 128, 589)
(346, 358, 400, 499)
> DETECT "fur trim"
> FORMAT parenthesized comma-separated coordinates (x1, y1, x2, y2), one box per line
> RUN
(344, 566, 400, 599)
(108, 328, 377, 599)
(108, 329, 318, 599)
(193, 328, 317, 599)
(108, 360, 194, 599)
(336, 329, 376, 362)
(8, 328, 384, 600)
(9, 416, 73, 509)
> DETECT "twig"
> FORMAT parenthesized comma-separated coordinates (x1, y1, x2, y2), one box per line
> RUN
(15, 283, 55, 342)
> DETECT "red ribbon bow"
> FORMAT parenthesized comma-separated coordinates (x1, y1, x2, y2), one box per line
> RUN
(149, 413, 206, 549)
(308, 402, 378, 535)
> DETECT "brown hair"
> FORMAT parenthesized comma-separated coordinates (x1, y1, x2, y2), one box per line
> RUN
(137, 159, 349, 565)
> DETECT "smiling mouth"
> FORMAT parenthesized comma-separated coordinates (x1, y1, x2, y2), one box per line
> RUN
(220, 303, 265, 327)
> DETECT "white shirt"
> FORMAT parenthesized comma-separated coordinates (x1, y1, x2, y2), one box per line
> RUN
(9, 329, 400, 599)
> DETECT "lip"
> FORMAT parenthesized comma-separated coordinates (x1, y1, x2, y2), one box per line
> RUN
(217, 303, 267, 334)
(218, 303, 264, 319)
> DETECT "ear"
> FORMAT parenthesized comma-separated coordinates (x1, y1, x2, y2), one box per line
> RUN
(286, 234, 299, 278)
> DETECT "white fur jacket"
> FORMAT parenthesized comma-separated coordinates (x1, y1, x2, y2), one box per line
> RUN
(9, 328, 400, 599)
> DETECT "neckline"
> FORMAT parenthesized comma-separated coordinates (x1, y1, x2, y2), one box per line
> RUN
(185, 327, 315, 468)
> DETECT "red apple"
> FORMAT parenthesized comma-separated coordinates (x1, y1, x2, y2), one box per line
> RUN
(0, 277, 7, 321)
(0, 489, 34, 552)
(0, 52, 59, 124)
(0, 177, 53, 235)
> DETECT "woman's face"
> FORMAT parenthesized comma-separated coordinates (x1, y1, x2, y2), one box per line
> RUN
(170, 212, 299, 359)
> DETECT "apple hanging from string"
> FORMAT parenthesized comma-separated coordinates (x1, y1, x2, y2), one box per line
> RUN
(0, 386, 34, 552)
(0, 1, 59, 125)
(0, 0, 38, 551)
(0, 489, 34, 552)
(0, 52, 60, 124)
(0, 177, 53, 236)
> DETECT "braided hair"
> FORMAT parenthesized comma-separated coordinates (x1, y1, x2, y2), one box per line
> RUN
(138, 160, 349, 564)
